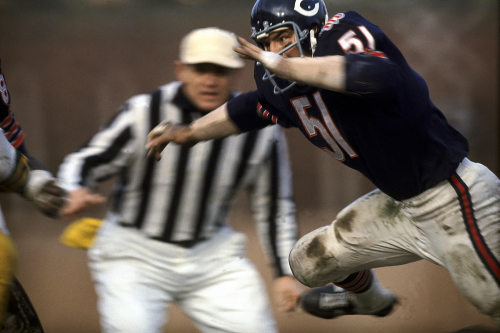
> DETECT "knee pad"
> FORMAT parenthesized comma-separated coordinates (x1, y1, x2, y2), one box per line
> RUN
(289, 227, 337, 288)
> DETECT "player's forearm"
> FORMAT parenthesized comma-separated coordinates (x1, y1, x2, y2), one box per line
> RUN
(146, 104, 241, 160)
(261, 53, 346, 92)
(189, 103, 241, 141)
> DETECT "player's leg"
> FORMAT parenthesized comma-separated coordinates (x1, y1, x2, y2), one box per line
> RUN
(289, 189, 421, 317)
(0, 230, 16, 325)
(408, 159, 500, 324)
(88, 224, 171, 333)
(179, 230, 277, 333)
(290, 189, 423, 285)
(2, 277, 44, 332)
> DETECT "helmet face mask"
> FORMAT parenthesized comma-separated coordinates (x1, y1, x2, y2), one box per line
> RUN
(250, 0, 328, 94)
(252, 21, 306, 94)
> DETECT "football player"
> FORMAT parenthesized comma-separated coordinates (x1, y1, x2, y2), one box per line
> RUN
(146, 0, 500, 327)
(1, 58, 66, 330)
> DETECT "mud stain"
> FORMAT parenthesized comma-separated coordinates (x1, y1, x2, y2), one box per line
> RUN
(305, 235, 334, 271)
(442, 224, 454, 235)
(381, 200, 401, 219)
(334, 226, 344, 245)
(449, 247, 487, 283)
(335, 210, 357, 232)
(306, 235, 326, 258)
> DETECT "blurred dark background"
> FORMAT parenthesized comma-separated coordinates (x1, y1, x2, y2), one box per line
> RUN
(0, 0, 498, 332)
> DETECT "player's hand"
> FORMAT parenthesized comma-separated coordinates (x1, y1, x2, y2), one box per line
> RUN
(34, 179, 67, 218)
(60, 187, 106, 217)
(234, 36, 283, 73)
(24, 170, 67, 218)
(234, 36, 263, 61)
(146, 122, 193, 161)
(272, 275, 308, 312)
(146, 122, 171, 161)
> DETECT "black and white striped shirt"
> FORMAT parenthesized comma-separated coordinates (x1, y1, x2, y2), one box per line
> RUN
(58, 82, 297, 276)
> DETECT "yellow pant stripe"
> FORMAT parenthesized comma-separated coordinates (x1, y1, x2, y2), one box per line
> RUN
(0, 231, 17, 324)
(0, 152, 29, 193)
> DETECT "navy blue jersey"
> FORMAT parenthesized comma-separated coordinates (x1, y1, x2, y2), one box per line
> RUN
(0, 58, 26, 151)
(0, 58, 43, 169)
(227, 11, 468, 200)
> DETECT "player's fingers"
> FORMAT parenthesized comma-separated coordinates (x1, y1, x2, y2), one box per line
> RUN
(235, 36, 262, 60)
(234, 47, 259, 62)
(147, 147, 158, 160)
(155, 149, 163, 161)
(234, 42, 258, 55)
(40, 198, 66, 218)
(35, 195, 66, 218)
(146, 132, 169, 151)
(237, 36, 259, 50)
(146, 121, 171, 145)
(146, 137, 159, 153)
(42, 182, 67, 196)
(244, 39, 264, 55)
(236, 53, 256, 61)
(146, 140, 166, 160)
(151, 121, 171, 136)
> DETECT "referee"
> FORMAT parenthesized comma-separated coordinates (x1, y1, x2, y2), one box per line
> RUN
(58, 27, 305, 333)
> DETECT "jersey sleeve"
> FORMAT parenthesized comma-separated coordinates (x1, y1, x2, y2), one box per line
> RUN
(344, 53, 401, 97)
(0, 59, 48, 171)
(0, 61, 25, 149)
(246, 127, 297, 277)
(0, 129, 29, 193)
(317, 11, 387, 57)
(318, 11, 403, 98)
(226, 90, 270, 132)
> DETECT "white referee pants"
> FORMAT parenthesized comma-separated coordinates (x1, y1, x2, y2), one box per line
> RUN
(290, 158, 500, 321)
(88, 224, 277, 333)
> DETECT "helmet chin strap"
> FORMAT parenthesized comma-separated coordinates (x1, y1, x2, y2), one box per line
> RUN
(310, 28, 318, 55)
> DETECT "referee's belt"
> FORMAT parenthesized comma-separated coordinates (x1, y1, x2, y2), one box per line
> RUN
(120, 223, 207, 248)
(152, 237, 208, 248)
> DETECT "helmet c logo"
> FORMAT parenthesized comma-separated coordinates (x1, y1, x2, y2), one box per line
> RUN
(294, 0, 319, 17)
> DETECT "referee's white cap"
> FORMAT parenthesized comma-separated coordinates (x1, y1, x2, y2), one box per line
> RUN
(180, 27, 244, 69)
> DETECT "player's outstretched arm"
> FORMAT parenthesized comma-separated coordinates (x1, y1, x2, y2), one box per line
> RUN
(23, 170, 67, 218)
(0, 130, 67, 218)
(146, 103, 240, 160)
(235, 36, 346, 92)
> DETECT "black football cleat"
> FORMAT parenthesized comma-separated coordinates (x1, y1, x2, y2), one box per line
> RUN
(299, 284, 398, 319)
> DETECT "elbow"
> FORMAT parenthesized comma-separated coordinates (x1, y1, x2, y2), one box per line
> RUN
(345, 54, 400, 96)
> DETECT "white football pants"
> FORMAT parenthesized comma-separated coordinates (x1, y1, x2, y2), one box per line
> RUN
(290, 158, 500, 322)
